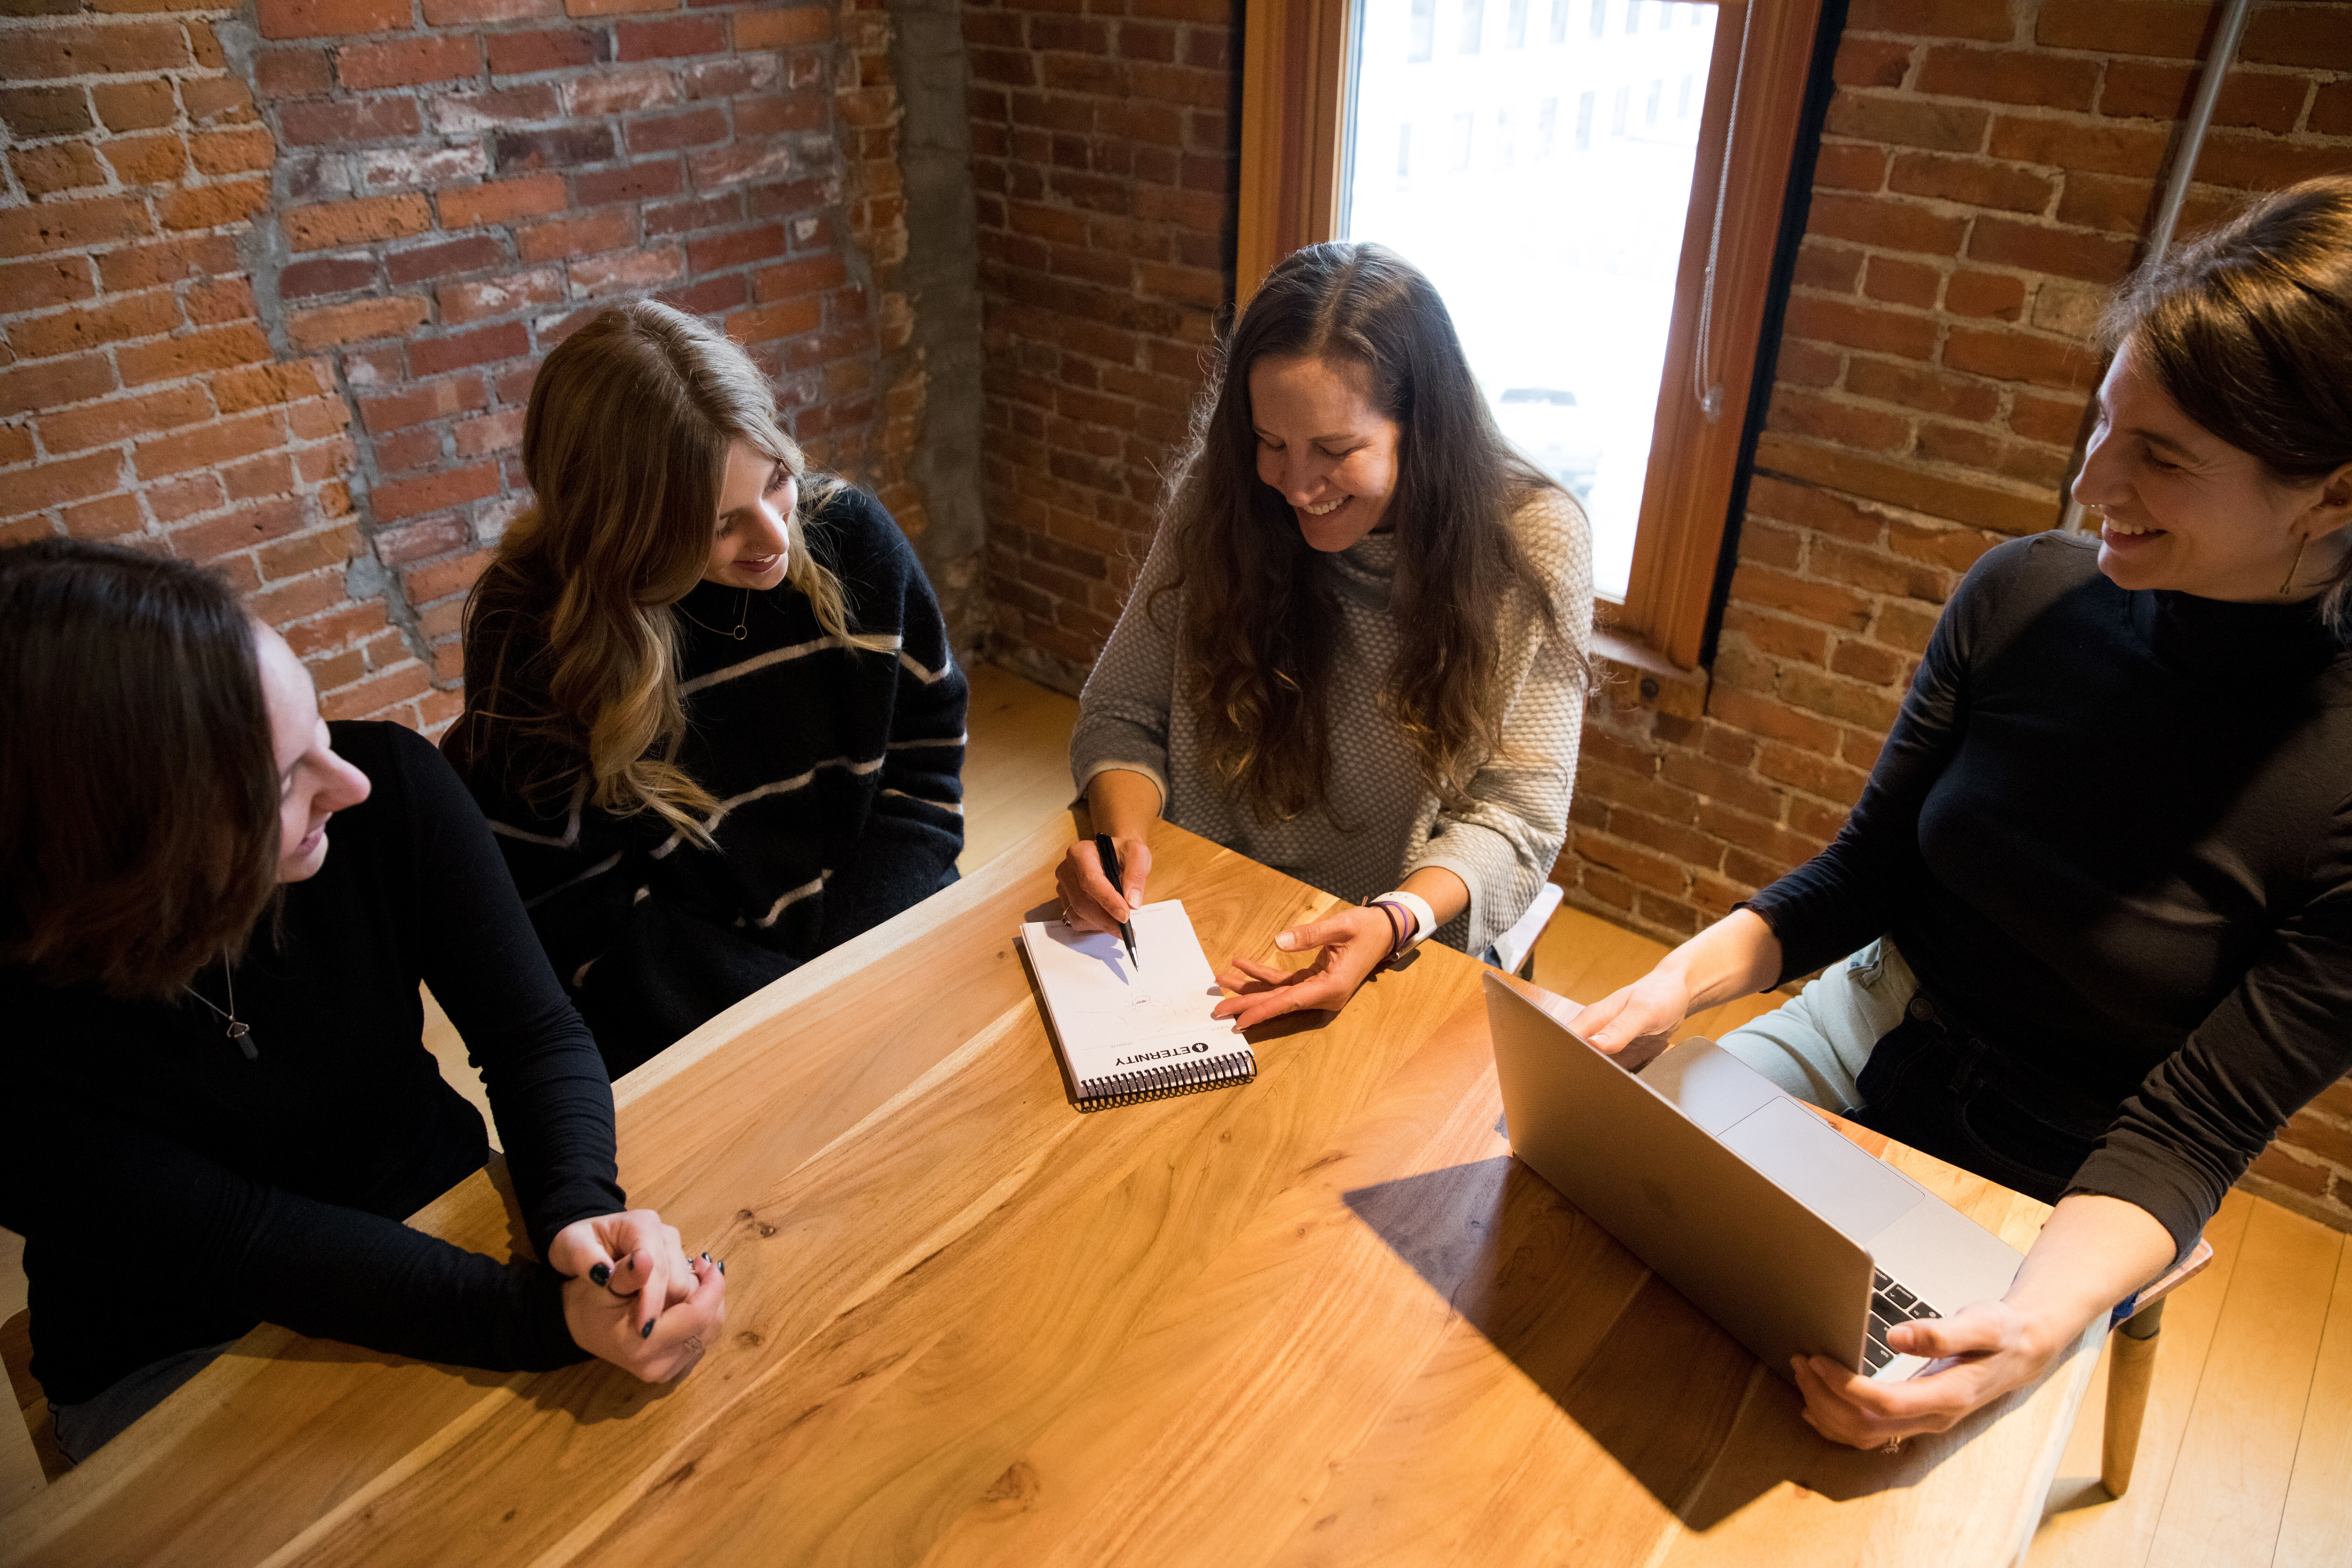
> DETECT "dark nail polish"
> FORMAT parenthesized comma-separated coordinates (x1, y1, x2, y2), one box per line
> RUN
(641, 1319, 654, 1340)
(717, 1258, 726, 1276)
(589, 1263, 611, 1287)
(701, 1251, 711, 1263)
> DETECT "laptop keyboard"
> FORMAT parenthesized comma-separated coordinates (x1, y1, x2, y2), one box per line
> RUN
(1865, 1268, 1944, 1374)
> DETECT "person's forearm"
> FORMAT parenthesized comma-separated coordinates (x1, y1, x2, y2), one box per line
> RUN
(1398, 866, 1470, 928)
(1084, 768, 1163, 840)
(2003, 1193, 2176, 1354)
(1657, 908, 1785, 1010)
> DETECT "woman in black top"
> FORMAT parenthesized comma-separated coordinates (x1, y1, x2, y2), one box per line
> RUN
(0, 541, 724, 1463)
(1572, 178, 2352, 1449)
(443, 302, 967, 1078)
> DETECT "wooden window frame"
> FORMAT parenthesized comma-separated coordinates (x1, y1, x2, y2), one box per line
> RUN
(1238, 0, 1827, 674)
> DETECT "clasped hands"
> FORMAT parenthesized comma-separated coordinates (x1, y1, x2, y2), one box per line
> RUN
(549, 1209, 727, 1383)
(1056, 836, 1395, 1028)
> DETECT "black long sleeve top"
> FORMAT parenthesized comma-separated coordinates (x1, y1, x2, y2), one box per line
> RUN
(444, 486, 967, 1071)
(0, 722, 623, 1406)
(1748, 534, 2352, 1260)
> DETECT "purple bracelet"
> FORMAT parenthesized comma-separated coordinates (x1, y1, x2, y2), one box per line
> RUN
(1369, 899, 1413, 967)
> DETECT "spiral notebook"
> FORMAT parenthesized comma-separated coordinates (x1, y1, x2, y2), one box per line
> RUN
(1017, 900, 1257, 1112)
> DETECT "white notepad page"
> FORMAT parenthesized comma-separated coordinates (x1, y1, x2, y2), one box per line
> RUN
(1017, 900, 1250, 1097)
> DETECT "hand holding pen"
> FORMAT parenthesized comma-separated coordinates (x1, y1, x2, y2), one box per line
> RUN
(1055, 831, 1153, 952)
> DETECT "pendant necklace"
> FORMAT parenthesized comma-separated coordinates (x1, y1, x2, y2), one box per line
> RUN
(186, 963, 258, 1059)
(678, 587, 751, 641)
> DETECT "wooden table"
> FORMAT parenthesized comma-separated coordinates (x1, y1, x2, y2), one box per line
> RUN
(2, 818, 2100, 1568)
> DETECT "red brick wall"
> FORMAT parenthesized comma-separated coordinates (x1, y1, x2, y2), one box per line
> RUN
(2, 0, 941, 730)
(964, 0, 1234, 687)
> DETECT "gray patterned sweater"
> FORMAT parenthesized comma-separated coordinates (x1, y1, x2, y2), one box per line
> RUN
(1070, 490, 1593, 955)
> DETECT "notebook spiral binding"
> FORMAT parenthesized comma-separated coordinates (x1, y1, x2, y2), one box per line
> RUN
(1074, 1049, 1257, 1112)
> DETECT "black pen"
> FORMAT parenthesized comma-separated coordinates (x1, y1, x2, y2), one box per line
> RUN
(1095, 833, 1140, 967)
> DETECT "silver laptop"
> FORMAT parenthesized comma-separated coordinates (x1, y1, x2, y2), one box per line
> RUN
(1484, 975, 2024, 1383)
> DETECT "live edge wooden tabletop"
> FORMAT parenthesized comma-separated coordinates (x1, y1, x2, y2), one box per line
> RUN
(3, 816, 2099, 1568)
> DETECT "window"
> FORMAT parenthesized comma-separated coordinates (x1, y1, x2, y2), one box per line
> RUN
(1624, 0, 1640, 33)
(1460, 0, 1484, 53)
(1409, 0, 1435, 60)
(1507, 0, 1528, 48)
(1550, 0, 1569, 45)
(1239, 0, 1833, 668)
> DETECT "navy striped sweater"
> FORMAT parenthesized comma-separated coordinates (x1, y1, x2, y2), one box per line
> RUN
(446, 485, 967, 1075)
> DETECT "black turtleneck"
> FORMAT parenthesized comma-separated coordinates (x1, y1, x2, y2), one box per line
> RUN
(1749, 532, 2352, 1258)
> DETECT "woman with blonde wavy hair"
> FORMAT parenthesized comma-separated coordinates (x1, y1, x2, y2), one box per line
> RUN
(445, 301, 967, 1077)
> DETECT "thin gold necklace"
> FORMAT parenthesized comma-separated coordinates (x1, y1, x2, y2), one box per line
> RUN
(676, 587, 751, 641)
(186, 963, 257, 1059)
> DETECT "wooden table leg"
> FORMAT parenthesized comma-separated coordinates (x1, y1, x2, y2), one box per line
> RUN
(2101, 1297, 2166, 1499)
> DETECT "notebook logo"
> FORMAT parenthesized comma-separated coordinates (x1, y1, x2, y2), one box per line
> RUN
(1111, 1041, 1216, 1066)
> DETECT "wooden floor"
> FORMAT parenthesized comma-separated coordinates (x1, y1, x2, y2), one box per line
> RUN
(7, 663, 2350, 1567)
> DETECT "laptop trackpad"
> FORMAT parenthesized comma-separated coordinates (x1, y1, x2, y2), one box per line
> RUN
(1716, 1097, 1926, 1245)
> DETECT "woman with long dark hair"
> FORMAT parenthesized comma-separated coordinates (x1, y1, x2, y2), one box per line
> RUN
(445, 302, 967, 1078)
(1574, 178, 2352, 1449)
(0, 540, 723, 1463)
(1060, 242, 1594, 1022)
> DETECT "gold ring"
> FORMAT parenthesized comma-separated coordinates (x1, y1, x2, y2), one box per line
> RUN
(1881, 1437, 1903, 1455)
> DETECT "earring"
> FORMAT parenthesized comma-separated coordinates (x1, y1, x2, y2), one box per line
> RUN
(2281, 534, 2310, 596)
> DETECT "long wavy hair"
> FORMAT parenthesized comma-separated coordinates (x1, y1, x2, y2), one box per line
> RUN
(447, 301, 886, 844)
(2102, 176, 2352, 627)
(0, 539, 280, 997)
(1161, 242, 1570, 822)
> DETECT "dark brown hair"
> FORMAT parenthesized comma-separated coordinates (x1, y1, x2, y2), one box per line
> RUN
(446, 301, 886, 842)
(2103, 175, 2352, 622)
(0, 539, 279, 997)
(1161, 241, 1571, 822)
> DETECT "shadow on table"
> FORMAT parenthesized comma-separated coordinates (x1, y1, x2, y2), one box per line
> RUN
(1344, 1156, 2007, 1532)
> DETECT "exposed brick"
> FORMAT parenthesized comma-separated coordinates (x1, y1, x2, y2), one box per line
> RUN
(1824, 91, 1989, 153)
(278, 97, 423, 147)
(409, 321, 532, 377)
(1944, 268, 2026, 320)
(1803, 192, 1969, 257)
(492, 124, 618, 172)
(133, 409, 284, 482)
(399, 546, 494, 605)
(436, 174, 569, 230)
(1887, 152, 2054, 214)
(11, 290, 180, 360)
(615, 16, 729, 60)
(11, 22, 192, 80)
(37, 386, 212, 454)
(160, 180, 273, 233)
(735, 4, 832, 47)
(257, 0, 409, 39)
(286, 294, 431, 351)
(515, 207, 635, 262)
(1813, 144, 1888, 195)
(0, 256, 96, 312)
(2036, 0, 2206, 60)
(438, 266, 565, 324)
(370, 462, 500, 523)
(91, 79, 176, 133)
(115, 322, 274, 387)
(337, 36, 484, 92)
(0, 197, 154, 260)
(574, 159, 684, 207)
(422, 0, 561, 22)
(385, 233, 509, 285)
(283, 194, 435, 252)
(1862, 255, 1941, 309)
(487, 27, 605, 75)
(1967, 216, 2137, 284)
(1781, 296, 1940, 360)
(1915, 47, 2098, 111)
(2100, 61, 2312, 134)
(1756, 431, 2060, 534)
(14, 143, 108, 199)
(0, 86, 95, 139)
(1987, 115, 2170, 177)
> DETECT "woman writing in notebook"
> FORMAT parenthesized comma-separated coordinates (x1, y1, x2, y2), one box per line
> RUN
(1573, 179, 2352, 1450)
(1058, 242, 1594, 1023)
(444, 303, 968, 1078)
(0, 541, 724, 1463)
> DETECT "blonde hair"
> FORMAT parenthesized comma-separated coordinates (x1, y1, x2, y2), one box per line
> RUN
(451, 301, 887, 844)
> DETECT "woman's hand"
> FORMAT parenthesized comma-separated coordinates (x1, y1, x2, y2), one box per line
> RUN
(1790, 1298, 2066, 1450)
(1057, 834, 1151, 936)
(1792, 1193, 2173, 1450)
(549, 1210, 727, 1382)
(1211, 907, 1398, 1028)
(1567, 968, 1698, 1071)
